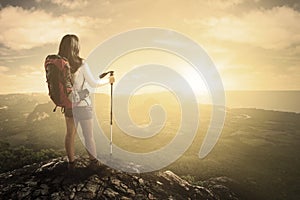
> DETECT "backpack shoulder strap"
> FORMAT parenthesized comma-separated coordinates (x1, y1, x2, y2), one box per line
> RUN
(80, 76, 85, 91)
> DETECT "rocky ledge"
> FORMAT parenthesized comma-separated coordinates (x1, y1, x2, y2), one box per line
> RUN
(0, 157, 240, 200)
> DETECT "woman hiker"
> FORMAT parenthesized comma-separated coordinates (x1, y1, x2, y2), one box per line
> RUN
(58, 34, 115, 170)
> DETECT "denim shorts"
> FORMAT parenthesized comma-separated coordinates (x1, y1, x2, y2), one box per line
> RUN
(64, 106, 93, 120)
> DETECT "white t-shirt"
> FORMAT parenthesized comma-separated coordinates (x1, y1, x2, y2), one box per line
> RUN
(72, 61, 109, 106)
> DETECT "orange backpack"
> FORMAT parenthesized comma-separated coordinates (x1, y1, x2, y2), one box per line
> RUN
(44, 55, 73, 112)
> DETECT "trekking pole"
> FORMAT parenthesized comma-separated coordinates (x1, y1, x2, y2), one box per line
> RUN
(99, 71, 114, 155)
(109, 72, 113, 155)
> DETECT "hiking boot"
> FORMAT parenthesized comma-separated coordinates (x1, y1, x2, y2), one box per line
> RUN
(88, 159, 102, 171)
(67, 160, 77, 171)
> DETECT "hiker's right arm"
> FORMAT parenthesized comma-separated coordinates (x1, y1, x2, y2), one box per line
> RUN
(82, 62, 110, 87)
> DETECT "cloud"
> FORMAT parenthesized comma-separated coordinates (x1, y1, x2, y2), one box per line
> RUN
(198, 6, 300, 49)
(0, 66, 9, 74)
(36, 0, 88, 9)
(0, 6, 111, 50)
(207, 0, 244, 9)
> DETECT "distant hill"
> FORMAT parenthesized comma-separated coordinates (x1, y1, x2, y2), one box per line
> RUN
(225, 90, 300, 113)
(0, 93, 299, 199)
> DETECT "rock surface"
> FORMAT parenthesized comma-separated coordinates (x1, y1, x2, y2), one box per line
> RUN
(0, 157, 240, 199)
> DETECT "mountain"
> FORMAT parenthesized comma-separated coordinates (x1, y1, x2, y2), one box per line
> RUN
(225, 90, 300, 113)
(0, 156, 240, 200)
(0, 93, 299, 199)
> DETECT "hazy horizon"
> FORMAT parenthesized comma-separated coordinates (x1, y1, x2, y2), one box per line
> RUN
(1, 89, 299, 95)
(1, 91, 299, 113)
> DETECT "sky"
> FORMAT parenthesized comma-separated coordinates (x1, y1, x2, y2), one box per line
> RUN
(0, 0, 299, 94)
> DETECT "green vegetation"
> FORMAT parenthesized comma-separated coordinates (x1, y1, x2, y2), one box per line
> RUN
(0, 141, 63, 173)
(166, 108, 300, 200)
(0, 93, 299, 200)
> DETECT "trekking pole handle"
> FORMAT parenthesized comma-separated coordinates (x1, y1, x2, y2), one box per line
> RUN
(99, 71, 114, 79)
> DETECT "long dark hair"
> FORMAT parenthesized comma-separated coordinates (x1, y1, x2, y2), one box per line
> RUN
(58, 34, 83, 73)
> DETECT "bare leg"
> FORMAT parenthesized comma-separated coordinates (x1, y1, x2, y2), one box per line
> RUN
(65, 116, 76, 162)
(79, 119, 97, 160)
